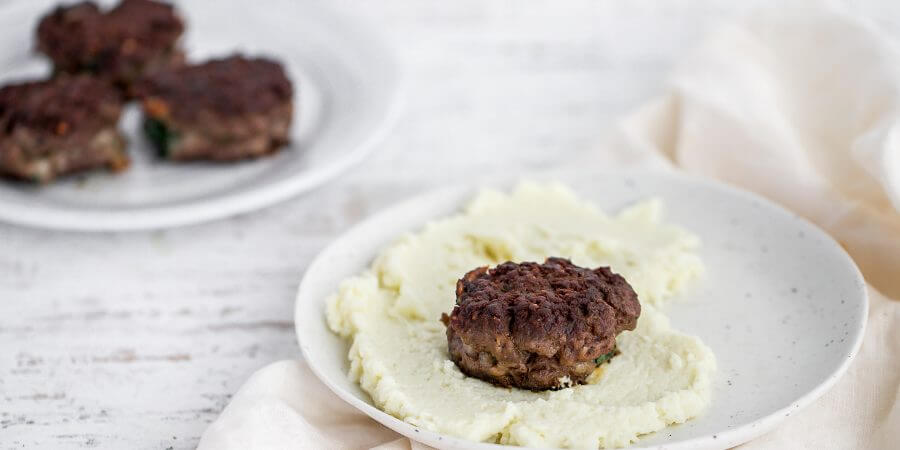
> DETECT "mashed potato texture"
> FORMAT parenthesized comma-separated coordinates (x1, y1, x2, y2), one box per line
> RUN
(327, 183, 716, 448)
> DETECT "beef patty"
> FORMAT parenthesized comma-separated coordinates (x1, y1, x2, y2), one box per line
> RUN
(0, 76, 127, 182)
(36, 0, 184, 96)
(441, 257, 641, 391)
(138, 55, 293, 161)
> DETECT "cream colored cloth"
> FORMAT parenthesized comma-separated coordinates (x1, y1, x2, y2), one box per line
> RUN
(609, 5, 900, 449)
(197, 360, 407, 450)
(198, 6, 900, 450)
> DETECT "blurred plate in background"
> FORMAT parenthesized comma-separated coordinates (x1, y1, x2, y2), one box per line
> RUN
(0, 0, 403, 231)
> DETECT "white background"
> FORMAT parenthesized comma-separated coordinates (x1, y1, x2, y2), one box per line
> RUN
(2, 1, 898, 448)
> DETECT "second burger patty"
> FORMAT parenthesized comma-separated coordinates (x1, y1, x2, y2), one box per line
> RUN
(138, 55, 294, 161)
(36, 0, 185, 97)
(0, 76, 127, 182)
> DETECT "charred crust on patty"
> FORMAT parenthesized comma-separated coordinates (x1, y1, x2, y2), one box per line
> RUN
(442, 257, 641, 391)
(0, 76, 127, 182)
(137, 55, 294, 161)
(36, 0, 184, 96)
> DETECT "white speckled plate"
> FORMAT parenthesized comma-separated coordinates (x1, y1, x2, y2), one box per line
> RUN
(295, 170, 867, 450)
(0, 0, 402, 231)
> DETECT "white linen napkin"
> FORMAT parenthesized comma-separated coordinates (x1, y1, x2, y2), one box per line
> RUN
(198, 5, 900, 450)
(611, 5, 900, 300)
(608, 5, 900, 449)
(197, 360, 406, 450)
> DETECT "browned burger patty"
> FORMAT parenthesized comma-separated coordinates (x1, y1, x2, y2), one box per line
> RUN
(0, 76, 127, 182)
(138, 55, 293, 161)
(441, 257, 641, 391)
(36, 0, 184, 96)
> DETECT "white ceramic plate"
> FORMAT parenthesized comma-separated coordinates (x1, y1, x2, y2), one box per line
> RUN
(295, 170, 868, 450)
(0, 0, 402, 231)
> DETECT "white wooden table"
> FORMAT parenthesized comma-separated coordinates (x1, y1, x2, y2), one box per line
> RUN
(2, 1, 897, 448)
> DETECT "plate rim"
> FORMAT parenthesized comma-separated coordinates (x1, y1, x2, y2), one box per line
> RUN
(0, 0, 405, 232)
(294, 169, 868, 450)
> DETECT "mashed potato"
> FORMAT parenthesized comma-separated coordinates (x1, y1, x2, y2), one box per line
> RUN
(327, 183, 716, 448)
